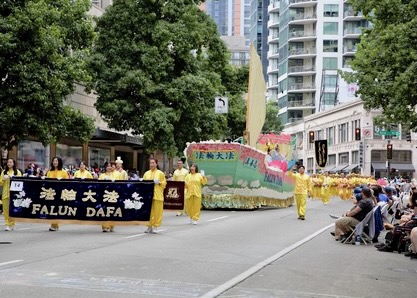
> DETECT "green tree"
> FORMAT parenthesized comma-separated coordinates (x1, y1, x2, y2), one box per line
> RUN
(262, 101, 282, 133)
(0, 0, 96, 150)
(88, 0, 244, 155)
(342, 0, 417, 128)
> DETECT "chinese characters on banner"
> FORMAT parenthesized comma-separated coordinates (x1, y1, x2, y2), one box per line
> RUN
(163, 181, 185, 210)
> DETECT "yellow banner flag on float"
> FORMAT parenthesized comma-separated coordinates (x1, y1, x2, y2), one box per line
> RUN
(245, 43, 266, 147)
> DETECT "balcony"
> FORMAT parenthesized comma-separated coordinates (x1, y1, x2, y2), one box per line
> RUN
(288, 83, 316, 92)
(288, 65, 316, 75)
(289, 0, 317, 8)
(268, 18, 280, 29)
(288, 30, 316, 41)
(267, 49, 279, 59)
(343, 46, 358, 55)
(289, 13, 317, 25)
(288, 117, 304, 123)
(267, 65, 279, 74)
(343, 27, 362, 37)
(268, 34, 279, 44)
(268, 0, 280, 13)
(287, 100, 315, 109)
(288, 47, 317, 58)
(344, 10, 365, 20)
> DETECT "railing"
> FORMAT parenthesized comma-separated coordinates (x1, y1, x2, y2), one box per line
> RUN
(288, 48, 317, 55)
(289, 0, 317, 5)
(288, 117, 304, 123)
(343, 46, 358, 53)
(289, 30, 316, 38)
(290, 13, 317, 21)
(287, 101, 315, 107)
(288, 65, 316, 73)
(288, 83, 316, 90)
(344, 27, 362, 35)
(344, 10, 363, 18)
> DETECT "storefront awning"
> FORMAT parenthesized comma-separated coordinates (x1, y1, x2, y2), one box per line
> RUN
(372, 163, 387, 171)
(331, 164, 348, 172)
(320, 165, 335, 172)
(391, 163, 415, 172)
(343, 164, 359, 172)
(91, 128, 143, 146)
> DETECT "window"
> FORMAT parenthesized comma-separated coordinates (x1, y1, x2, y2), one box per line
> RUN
(17, 140, 50, 171)
(323, 57, 338, 70)
(371, 150, 412, 162)
(323, 4, 339, 17)
(326, 126, 335, 145)
(323, 40, 338, 52)
(328, 154, 336, 165)
(307, 158, 314, 170)
(352, 151, 359, 163)
(338, 123, 348, 143)
(338, 152, 349, 164)
(323, 22, 338, 35)
(89, 147, 111, 169)
(56, 144, 82, 168)
(324, 75, 338, 87)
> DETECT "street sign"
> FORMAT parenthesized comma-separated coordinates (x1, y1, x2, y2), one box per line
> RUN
(215, 96, 228, 114)
(377, 130, 400, 136)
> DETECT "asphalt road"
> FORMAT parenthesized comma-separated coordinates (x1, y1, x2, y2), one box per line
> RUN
(0, 198, 416, 298)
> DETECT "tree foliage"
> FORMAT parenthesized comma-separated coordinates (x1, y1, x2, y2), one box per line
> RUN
(342, 0, 417, 129)
(88, 0, 247, 155)
(0, 0, 96, 149)
(262, 101, 282, 133)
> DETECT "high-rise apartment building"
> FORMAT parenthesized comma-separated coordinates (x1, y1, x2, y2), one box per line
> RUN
(268, 0, 369, 126)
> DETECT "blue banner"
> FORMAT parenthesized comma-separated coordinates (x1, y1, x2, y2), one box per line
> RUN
(9, 177, 154, 225)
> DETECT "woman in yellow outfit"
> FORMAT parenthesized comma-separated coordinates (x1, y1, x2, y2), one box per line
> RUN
(99, 161, 122, 232)
(46, 156, 69, 231)
(184, 163, 207, 225)
(0, 158, 22, 231)
(143, 158, 166, 234)
(73, 161, 93, 179)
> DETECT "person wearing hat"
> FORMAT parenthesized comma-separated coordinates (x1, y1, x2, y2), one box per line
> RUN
(115, 157, 128, 180)
(331, 187, 374, 241)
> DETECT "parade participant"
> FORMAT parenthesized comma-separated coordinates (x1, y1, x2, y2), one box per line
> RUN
(173, 160, 189, 216)
(73, 161, 93, 179)
(311, 174, 322, 200)
(184, 163, 207, 225)
(0, 159, 22, 231)
(143, 158, 167, 234)
(115, 157, 128, 180)
(321, 171, 331, 205)
(99, 161, 122, 232)
(338, 173, 349, 200)
(287, 165, 311, 220)
(46, 156, 69, 231)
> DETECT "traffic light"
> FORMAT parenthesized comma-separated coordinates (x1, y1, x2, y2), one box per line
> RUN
(308, 131, 314, 143)
(387, 144, 393, 160)
(355, 128, 361, 141)
(406, 131, 411, 142)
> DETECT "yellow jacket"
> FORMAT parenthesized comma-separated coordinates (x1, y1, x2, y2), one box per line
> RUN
(288, 171, 311, 195)
(185, 173, 207, 199)
(99, 170, 122, 181)
(143, 169, 167, 201)
(74, 170, 93, 179)
(0, 169, 22, 199)
(173, 168, 189, 182)
(47, 169, 69, 179)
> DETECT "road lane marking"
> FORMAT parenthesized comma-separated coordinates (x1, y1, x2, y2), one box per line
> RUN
(206, 216, 229, 222)
(0, 260, 23, 267)
(125, 233, 146, 239)
(200, 223, 334, 298)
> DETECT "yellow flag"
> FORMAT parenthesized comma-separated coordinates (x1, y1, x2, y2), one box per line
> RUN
(245, 43, 266, 147)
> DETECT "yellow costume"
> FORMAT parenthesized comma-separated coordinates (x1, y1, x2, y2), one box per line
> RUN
(288, 171, 311, 218)
(173, 167, 189, 215)
(321, 175, 331, 204)
(185, 172, 207, 223)
(143, 168, 167, 231)
(99, 170, 122, 231)
(47, 169, 69, 230)
(0, 169, 22, 230)
(73, 169, 93, 179)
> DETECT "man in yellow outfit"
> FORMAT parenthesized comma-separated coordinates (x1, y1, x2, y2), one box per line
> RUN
(173, 160, 188, 216)
(288, 165, 311, 220)
(321, 171, 331, 205)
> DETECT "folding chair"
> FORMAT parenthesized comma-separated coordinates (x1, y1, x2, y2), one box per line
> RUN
(342, 207, 376, 245)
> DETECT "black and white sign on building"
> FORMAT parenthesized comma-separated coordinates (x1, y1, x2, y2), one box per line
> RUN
(215, 96, 228, 114)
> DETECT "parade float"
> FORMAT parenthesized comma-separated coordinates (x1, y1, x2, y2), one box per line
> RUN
(185, 44, 295, 209)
